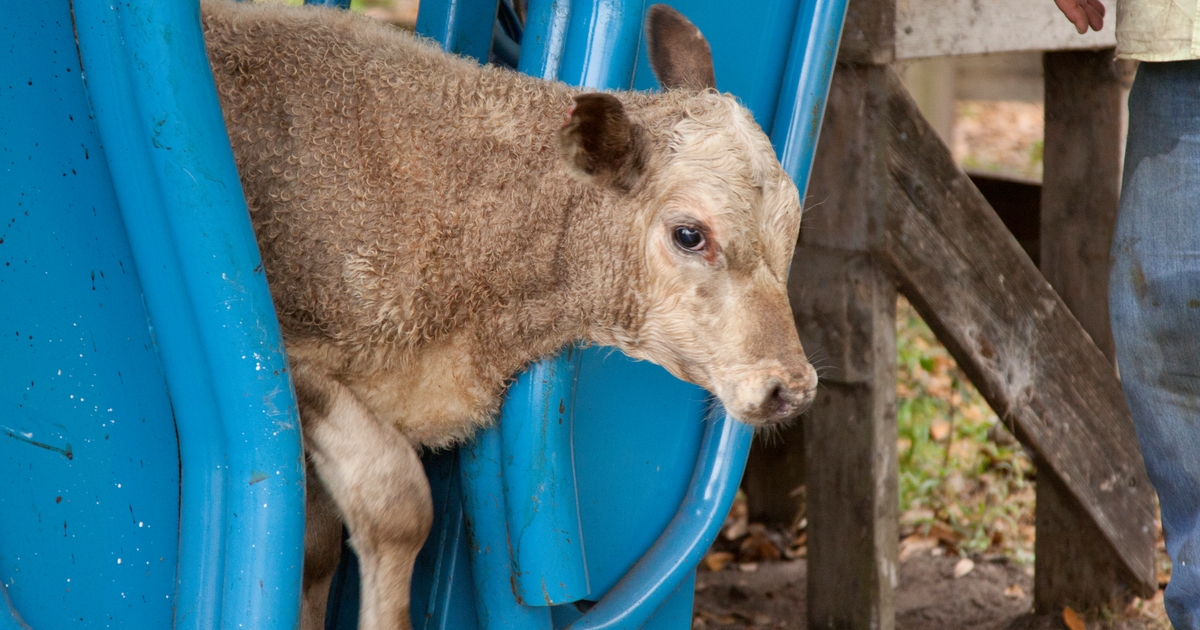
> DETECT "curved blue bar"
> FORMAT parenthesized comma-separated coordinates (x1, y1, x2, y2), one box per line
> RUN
(498, 348, 589, 606)
(557, 0, 645, 89)
(518, 0, 573, 79)
(72, 1, 306, 629)
(1, 583, 31, 630)
(567, 411, 753, 630)
(416, 0, 502, 63)
(461, 429, 554, 630)
(769, 0, 850, 195)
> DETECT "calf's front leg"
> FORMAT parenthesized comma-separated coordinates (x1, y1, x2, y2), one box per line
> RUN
(293, 362, 434, 630)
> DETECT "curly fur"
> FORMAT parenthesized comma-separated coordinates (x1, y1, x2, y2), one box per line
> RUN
(203, 0, 813, 447)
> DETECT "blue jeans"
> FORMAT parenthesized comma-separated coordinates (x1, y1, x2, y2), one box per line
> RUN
(1111, 59, 1200, 629)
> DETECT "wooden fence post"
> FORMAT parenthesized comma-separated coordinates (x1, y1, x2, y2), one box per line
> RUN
(792, 59, 899, 630)
(1034, 48, 1148, 614)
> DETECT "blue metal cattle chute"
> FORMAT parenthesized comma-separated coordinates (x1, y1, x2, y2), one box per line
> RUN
(327, 0, 848, 629)
(0, 0, 845, 628)
(2, 1, 305, 628)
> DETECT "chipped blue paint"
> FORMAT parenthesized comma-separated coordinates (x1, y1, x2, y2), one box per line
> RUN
(498, 347, 589, 606)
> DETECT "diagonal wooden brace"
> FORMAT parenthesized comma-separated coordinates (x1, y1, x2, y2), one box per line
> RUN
(879, 68, 1156, 596)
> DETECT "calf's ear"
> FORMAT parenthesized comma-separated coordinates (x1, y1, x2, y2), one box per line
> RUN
(645, 4, 716, 91)
(558, 93, 645, 191)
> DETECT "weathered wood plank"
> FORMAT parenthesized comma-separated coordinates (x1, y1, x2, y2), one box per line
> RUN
(791, 247, 898, 630)
(880, 67, 1156, 594)
(742, 423, 806, 525)
(793, 62, 898, 630)
(1041, 49, 1122, 363)
(1034, 48, 1149, 612)
(894, 0, 1114, 59)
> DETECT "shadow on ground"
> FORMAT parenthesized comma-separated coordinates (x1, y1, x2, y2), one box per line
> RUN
(694, 554, 1161, 630)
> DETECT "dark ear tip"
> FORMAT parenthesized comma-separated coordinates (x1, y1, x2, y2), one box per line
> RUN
(645, 4, 687, 40)
(646, 4, 677, 24)
(644, 3, 716, 91)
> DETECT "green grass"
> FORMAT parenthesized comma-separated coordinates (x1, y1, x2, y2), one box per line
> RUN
(896, 297, 1035, 563)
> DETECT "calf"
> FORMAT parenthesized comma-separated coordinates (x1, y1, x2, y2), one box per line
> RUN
(202, 2, 817, 628)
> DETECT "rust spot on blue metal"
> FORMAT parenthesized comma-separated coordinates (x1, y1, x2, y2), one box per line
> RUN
(249, 470, 270, 485)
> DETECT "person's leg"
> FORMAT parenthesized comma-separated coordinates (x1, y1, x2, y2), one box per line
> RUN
(1111, 59, 1200, 629)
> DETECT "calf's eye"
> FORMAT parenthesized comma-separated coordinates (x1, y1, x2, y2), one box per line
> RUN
(673, 226, 706, 252)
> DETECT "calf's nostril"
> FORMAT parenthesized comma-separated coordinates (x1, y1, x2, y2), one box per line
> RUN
(769, 382, 787, 407)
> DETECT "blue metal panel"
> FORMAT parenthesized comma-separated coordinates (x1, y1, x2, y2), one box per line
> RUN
(629, 0, 801, 132)
(498, 348, 590, 606)
(517, 0, 573, 79)
(70, 1, 307, 629)
(417, 0, 503, 63)
(566, 352, 710, 598)
(0, 4, 179, 628)
(557, 0, 647, 88)
(770, 0, 850, 194)
(461, 431, 554, 630)
(563, 409, 751, 630)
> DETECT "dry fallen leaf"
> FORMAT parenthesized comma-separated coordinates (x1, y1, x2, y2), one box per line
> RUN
(703, 551, 734, 572)
(899, 535, 938, 562)
(1063, 606, 1086, 630)
(928, 521, 964, 546)
(1003, 584, 1025, 598)
(930, 418, 951, 441)
(953, 557, 975, 578)
(739, 530, 782, 562)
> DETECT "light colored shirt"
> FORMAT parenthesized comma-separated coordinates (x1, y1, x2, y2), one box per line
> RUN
(1117, 0, 1200, 61)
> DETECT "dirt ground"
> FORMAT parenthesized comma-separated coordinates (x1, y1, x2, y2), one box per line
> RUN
(693, 553, 1167, 630)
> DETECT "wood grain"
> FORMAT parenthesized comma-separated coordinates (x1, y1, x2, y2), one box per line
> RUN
(880, 67, 1156, 594)
(1034, 49, 1151, 612)
(793, 63, 899, 630)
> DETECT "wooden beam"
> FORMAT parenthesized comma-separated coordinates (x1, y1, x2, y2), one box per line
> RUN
(1041, 49, 1121, 363)
(893, 0, 1114, 59)
(1034, 48, 1145, 613)
(879, 67, 1156, 596)
(742, 423, 806, 526)
(792, 62, 898, 630)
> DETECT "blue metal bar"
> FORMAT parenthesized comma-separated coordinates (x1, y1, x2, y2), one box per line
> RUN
(557, 0, 646, 88)
(305, 0, 353, 8)
(769, 0, 850, 196)
(448, 0, 847, 628)
(459, 0, 595, 617)
(460, 429, 554, 630)
(416, 0, 503, 63)
(498, 347, 589, 606)
(0, 583, 31, 630)
(517, 0, 572, 79)
(71, 1, 306, 629)
(565, 410, 752, 630)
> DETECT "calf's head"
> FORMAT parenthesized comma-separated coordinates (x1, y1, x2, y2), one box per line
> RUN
(559, 5, 817, 425)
